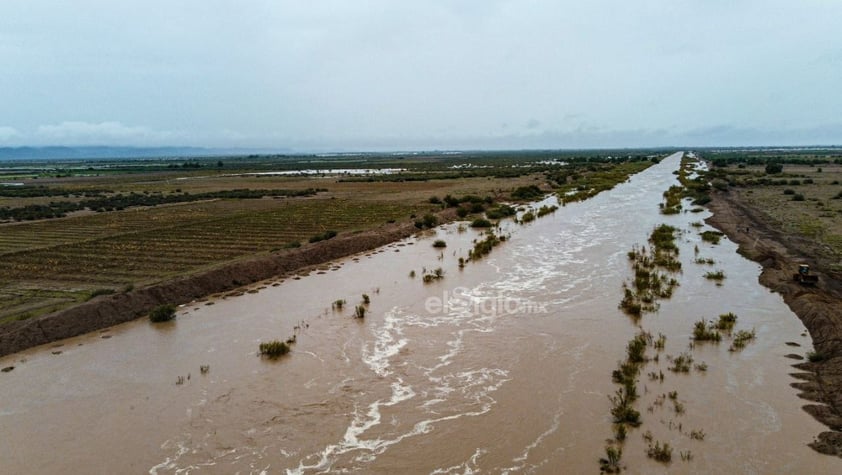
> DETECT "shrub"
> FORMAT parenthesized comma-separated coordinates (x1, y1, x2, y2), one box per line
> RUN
(700, 230, 724, 244)
(259, 340, 290, 358)
(536, 205, 558, 217)
(729, 329, 756, 351)
(792, 193, 805, 201)
(468, 233, 501, 260)
(716, 312, 737, 331)
(309, 230, 338, 243)
(670, 352, 693, 372)
(422, 267, 445, 283)
(87, 288, 115, 300)
(362, 294, 370, 304)
(354, 305, 366, 318)
(807, 350, 829, 362)
(692, 320, 721, 342)
(511, 185, 543, 200)
(432, 239, 447, 248)
(608, 388, 641, 426)
(647, 441, 673, 463)
(520, 211, 535, 223)
(486, 205, 516, 220)
(627, 335, 647, 363)
(599, 446, 623, 473)
(765, 163, 783, 174)
(470, 202, 485, 213)
(471, 218, 492, 228)
(711, 178, 729, 191)
(704, 270, 726, 281)
(149, 304, 176, 322)
(783, 188, 795, 195)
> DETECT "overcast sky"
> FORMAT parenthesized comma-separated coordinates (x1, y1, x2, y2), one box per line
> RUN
(1, 1, 841, 151)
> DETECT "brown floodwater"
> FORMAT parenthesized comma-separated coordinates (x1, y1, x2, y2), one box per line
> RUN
(2, 152, 840, 474)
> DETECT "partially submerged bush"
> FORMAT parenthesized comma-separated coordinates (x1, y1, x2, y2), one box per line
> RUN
(149, 304, 176, 322)
(669, 352, 694, 373)
(432, 239, 447, 248)
(599, 445, 623, 473)
(354, 305, 366, 318)
(646, 441, 673, 463)
(468, 232, 501, 260)
(422, 267, 445, 283)
(692, 320, 721, 342)
(729, 329, 756, 351)
(700, 230, 724, 244)
(259, 340, 290, 358)
(471, 218, 492, 228)
(536, 205, 558, 217)
(716, 312, 737, 331)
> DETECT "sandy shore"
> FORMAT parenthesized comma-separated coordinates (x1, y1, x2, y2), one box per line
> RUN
(706, 189, 842, 456)
(0, 209, 456, 358)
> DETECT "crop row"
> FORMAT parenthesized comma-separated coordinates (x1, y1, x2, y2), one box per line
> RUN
(0, 199, 416, 292)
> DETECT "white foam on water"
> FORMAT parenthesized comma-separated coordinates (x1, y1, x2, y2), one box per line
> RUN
(149, 439, 191, 475)
(430, 448, 487, 475)
(502, 412, 560, 474)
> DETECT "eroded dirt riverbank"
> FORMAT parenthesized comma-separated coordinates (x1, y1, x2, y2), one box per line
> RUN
(706, 189, 842, 456)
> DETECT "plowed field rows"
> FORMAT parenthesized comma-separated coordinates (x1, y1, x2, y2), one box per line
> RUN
(0, 197, 421, 321)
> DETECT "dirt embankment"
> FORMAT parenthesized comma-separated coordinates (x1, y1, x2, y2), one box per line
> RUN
(705, 189, 842, 456)
(0, 209, 456, 359)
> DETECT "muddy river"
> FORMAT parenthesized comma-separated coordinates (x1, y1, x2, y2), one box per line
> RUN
(2, 152, 840, 474)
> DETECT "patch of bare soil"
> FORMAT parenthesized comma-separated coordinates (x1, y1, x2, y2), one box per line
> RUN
(706, 189, 842, 456)
(0, 209, 456, 358)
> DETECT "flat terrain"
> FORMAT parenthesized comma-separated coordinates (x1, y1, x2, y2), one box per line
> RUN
(737, 164, 842, 268)
(0, 176, 542, 323)
(2, 151, 660, 325)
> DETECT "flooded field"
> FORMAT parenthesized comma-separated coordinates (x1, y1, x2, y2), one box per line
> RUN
(2, 152, 840, 474)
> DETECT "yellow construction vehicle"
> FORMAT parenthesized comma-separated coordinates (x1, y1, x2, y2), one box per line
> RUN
(793, 264, 819, 285)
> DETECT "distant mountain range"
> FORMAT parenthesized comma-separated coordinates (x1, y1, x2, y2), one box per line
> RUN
(0, 146, 293, 160)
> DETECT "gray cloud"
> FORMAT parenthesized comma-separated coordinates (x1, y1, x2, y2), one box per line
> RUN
(35, 121, 182, 146)
(1, 1, 841, 149)
(0, 126, 21, 142)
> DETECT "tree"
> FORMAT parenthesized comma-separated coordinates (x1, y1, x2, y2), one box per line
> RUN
(765, 163, 783, 174)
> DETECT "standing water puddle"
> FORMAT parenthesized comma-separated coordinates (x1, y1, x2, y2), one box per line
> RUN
(1, 152, 840, 474)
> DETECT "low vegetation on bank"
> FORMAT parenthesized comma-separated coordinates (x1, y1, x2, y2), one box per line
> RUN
(149, 304, 176, 323)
